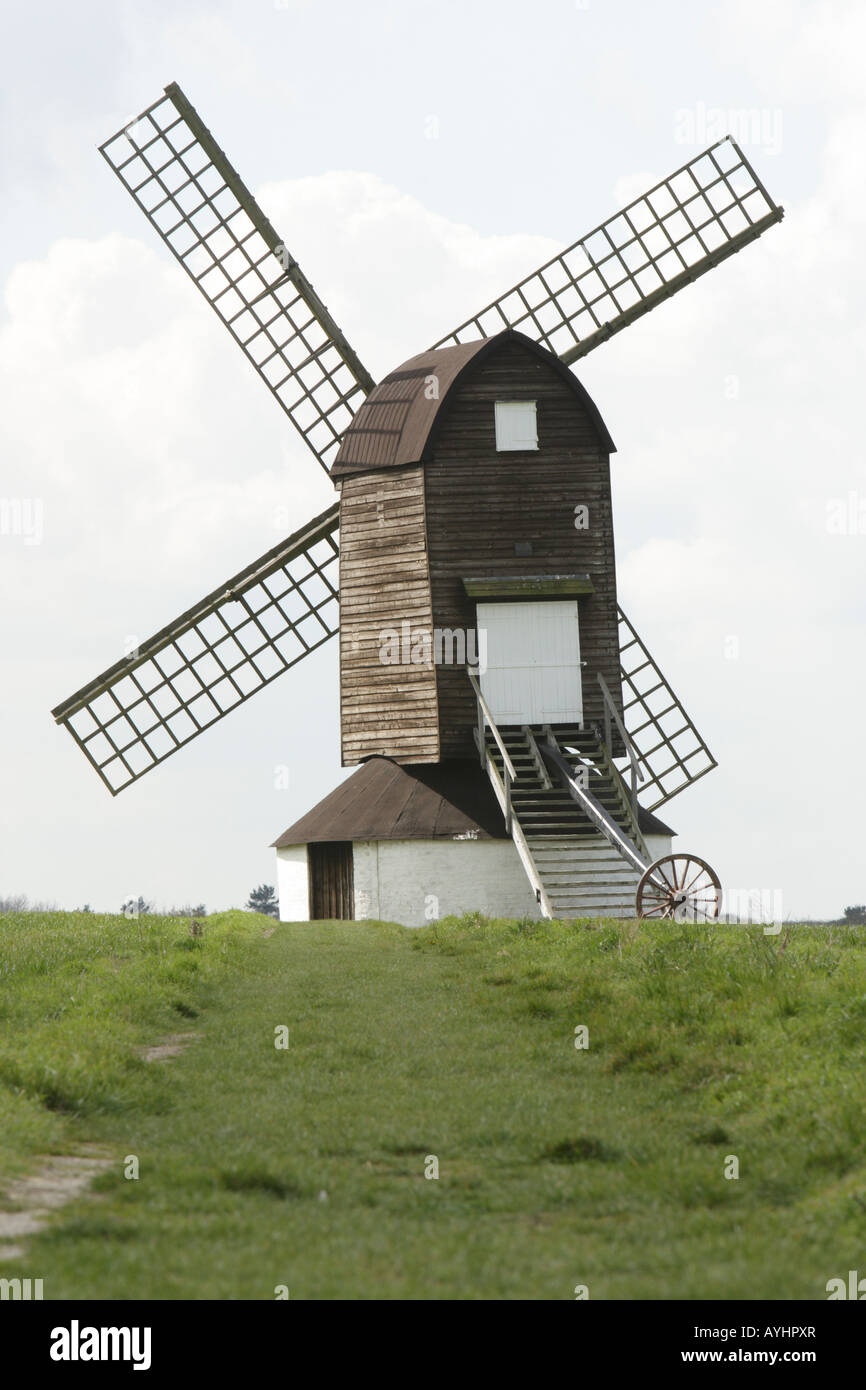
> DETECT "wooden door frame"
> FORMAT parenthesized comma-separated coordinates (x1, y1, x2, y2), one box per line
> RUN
(308, 841, 355, 921)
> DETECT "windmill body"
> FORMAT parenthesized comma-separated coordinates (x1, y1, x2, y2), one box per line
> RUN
(52, 83, 784, 923)
(275, 329, 674, 923)
(334, 331, 620, 766)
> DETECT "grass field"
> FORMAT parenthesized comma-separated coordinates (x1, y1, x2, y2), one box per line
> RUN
(1, 909, 865, 1299)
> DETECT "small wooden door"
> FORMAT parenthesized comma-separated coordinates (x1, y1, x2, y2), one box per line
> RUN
(477, 599, 583, 724)
(308, 841, 355, 920)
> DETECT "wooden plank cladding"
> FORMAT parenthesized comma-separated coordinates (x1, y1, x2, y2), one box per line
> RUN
(424, 336, 624, 758)
(338, 463, 439, 764)
(336, 329, 625, 766)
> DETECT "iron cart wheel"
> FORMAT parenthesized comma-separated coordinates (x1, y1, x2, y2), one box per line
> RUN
(636, 854, 722, 922)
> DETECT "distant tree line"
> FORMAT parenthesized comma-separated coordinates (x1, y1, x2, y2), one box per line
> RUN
(0, 894, 59, 913)
(120, 898, 207, 918)
(0, 892, 280, 917)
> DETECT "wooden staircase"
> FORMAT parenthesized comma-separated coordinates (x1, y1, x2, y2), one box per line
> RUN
(484, 724, 650, 920)
(526, 837, 643, 919)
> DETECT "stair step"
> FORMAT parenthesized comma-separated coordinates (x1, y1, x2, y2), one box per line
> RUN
(533, 851, 638, 860)
(532, 867, 639, 880)
(543, 830, 631, 837)
(548, 883, 637, 895)
(530, 857, 640, 870)
(549, 902, 637, 912)
(530, 847, 638, 859)
(512, 787, 620, 799)
(511, 796, 581, 806)
(546, 887, 639, 898)
(534, 868, 636, 876)
(528, 838, 634, 851)
(512, 800, 618, 810)
(529, 846, 631, 856)
(549, 891, 637, 905)
(545, 879, 639, 891)
(551, 905, 636, 917)
(528, 837, 632, 850)
(512, 795, 578, 803)
(548, 879, 637, 889)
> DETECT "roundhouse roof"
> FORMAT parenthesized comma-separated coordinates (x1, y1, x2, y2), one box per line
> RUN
(331, 329, 615, 479)
(272, 757, 508, 846)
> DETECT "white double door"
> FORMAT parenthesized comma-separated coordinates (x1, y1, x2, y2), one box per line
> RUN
(477, 599, 583, 725)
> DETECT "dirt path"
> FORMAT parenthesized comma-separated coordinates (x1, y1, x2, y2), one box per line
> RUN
(138, 1031, 201, 1062)
(0, 1149, 113, 1261)
(0, 1031, 201, 1261)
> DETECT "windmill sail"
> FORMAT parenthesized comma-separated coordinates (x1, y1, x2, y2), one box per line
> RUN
(100, 83, 374, 473)
(52, 505, 339, 795)
(431, 138, 783, 363)
(617, 608, 717, 811)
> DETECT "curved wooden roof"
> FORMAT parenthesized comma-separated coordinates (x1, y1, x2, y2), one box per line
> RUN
(331, 329, 615, 479)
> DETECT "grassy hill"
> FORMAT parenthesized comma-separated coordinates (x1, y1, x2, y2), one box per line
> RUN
(1, 909, 865, 1299)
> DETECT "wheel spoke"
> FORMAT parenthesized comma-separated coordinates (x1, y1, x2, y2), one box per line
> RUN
(682, 863, 707, 895)
(655, 861, 677, 892)
(642, 900, 674, 918)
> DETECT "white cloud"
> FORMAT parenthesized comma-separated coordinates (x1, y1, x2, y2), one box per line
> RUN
(257, 170, 559, 372)
(722, 0, 866, 104)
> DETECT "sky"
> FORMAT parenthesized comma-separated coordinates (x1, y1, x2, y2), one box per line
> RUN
(1, 0, 863, 918)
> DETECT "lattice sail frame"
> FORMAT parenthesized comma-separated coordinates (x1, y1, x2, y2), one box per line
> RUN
(432, 137, 783, 363)
(617, 608, 717, 811)
(100, 83, 374, 473)
(51, 506, 339, 795)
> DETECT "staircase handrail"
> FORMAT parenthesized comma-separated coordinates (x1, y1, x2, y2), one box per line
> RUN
(540, 737, 651, 879)
(467, 668, 552, 917)
(467, 668, 516, 782)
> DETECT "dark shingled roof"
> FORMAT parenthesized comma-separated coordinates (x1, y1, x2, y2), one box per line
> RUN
(331, 329, 615, 479)
(637, 804, 675, 838)
(273, 755, 676, 847)
(271, 757, 508, 846)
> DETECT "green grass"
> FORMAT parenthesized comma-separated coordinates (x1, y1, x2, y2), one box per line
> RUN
(1, 909, 866, 1299)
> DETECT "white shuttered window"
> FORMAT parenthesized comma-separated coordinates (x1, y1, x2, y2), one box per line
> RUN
(494, 400, 538, 451)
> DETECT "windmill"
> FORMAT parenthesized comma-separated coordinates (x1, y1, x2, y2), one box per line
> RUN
(51, 83, 784, 923)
